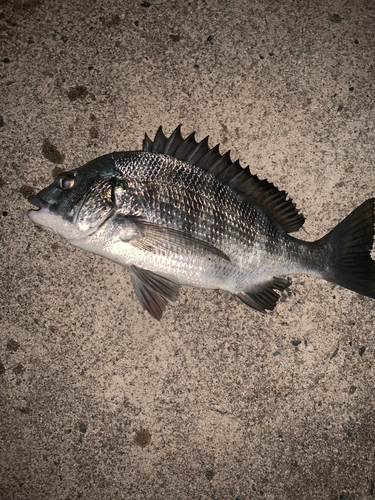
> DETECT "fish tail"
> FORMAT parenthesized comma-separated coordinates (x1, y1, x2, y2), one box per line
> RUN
(317, 198, 375, 298)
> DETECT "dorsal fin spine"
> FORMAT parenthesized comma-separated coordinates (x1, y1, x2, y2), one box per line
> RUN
(164, 125, 183, 156)
(174, 132, 196, 159)
(152, 126, 168, 153)
(196, 144, 221, 170)
(143, 133, 153, 152)
(186, 136, 210, 164)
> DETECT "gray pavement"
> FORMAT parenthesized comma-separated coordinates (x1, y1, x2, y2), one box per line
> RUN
(1, 0, 375, 498)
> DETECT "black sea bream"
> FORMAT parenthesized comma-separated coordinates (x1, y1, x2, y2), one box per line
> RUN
(28, 126, 375, 319)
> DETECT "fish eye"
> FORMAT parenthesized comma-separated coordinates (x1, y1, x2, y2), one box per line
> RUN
(59, 176, 75, 190)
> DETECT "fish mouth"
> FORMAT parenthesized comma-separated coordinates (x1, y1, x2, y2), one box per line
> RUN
(28, 195, 51, 211)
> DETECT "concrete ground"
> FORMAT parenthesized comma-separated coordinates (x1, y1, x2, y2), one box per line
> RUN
(1, 0, 375, 498)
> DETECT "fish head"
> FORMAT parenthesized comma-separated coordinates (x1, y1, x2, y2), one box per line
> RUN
(28, 155, 118, 242)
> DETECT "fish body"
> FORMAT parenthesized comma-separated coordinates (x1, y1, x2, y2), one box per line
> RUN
(28, 126, 375, 319)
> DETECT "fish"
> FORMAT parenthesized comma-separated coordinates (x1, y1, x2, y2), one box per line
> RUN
(28, 125, 375, 320)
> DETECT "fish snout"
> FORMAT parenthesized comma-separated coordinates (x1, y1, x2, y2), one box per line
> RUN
(28, 195, 50, 211)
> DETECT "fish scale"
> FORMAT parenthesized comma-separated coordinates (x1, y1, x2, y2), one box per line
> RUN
(28, 125, 375, 319)
(114, 152, 278, 259)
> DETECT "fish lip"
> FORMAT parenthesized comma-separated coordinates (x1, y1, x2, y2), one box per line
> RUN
(28, 195, 51, 211)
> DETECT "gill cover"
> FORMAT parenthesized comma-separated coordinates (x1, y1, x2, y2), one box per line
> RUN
(74, 177, 117, 234)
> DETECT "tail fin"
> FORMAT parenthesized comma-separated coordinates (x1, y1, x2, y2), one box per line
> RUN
(318, 198, 375, 298)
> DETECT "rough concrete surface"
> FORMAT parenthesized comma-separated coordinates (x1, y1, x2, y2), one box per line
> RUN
(1, 0, 375, 499)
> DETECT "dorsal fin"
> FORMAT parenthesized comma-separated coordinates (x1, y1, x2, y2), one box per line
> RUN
(143, 126, 305, 233)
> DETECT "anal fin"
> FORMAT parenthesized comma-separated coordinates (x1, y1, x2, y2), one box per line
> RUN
(236, 277, 291, 313)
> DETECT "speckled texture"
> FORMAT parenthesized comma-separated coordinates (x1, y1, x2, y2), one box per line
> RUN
(1, 1, 375, 499)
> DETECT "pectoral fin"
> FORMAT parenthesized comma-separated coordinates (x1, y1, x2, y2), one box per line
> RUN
(129, 265, 180, 320)
(123, 218, 231, 262)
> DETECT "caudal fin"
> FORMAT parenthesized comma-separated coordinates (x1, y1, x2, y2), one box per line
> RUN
(318, 198, 375, 298)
